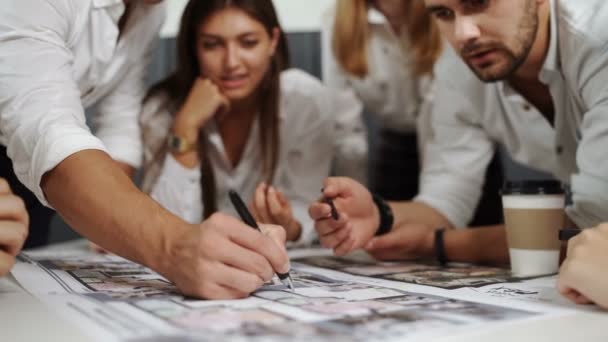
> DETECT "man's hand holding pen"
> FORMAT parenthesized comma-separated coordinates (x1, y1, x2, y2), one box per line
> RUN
(308, 177, 380, 256)
(160, 212, 290, 299)
(231, 190, 295, 290)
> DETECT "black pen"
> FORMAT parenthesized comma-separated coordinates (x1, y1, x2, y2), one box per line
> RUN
(228, 189, 295, 291)
(324, 198, 340, 220)
(321, 189, 339, 220)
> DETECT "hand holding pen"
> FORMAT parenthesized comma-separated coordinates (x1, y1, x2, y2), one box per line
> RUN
(309, 177, 380, 256)
(147, 211, 290, 300)
(229, 190, 295, 291)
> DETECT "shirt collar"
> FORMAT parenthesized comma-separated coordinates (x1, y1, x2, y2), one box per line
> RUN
(204, 115, 262, 170)
(499, 0, 559, 92)
(367, 7, 388, 25)
(92, 0, 126, 24)
(539, 0, 560, 82)
(92, 0, 124, 9)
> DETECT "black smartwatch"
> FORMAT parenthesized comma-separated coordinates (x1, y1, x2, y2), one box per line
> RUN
(372, 193, 394, 236)
(434, 228, 448, 266)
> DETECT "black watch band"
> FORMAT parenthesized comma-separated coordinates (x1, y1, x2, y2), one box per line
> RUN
(434, 228, 448, 266)
(372, 193, 394, 236)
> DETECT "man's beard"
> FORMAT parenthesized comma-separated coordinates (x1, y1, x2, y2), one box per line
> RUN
(461, 1, 539, 82)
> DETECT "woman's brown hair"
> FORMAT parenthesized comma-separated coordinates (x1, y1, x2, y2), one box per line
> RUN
(332, 0, 442, 78)
(146, 0, 290, 218)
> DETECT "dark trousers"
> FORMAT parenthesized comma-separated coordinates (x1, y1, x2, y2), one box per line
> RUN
(0, 145, 54, 248)
(370, 129, 504, 227)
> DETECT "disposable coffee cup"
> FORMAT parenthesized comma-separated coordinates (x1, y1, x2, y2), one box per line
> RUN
(501, 180, 565, 277)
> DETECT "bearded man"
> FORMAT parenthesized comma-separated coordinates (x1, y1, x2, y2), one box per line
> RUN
(310, 0, 608, 273)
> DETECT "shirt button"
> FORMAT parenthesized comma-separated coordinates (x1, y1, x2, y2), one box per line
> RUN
(522, 104, 532, 111)
(556, 145, 563, 154)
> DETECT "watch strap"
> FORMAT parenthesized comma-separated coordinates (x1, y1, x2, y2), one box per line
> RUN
(434, 228, 448, 266)
(167, 133, 196, 154)
(372, 193, 394, 236)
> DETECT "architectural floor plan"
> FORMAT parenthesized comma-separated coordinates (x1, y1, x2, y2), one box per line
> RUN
(11, 246, 577, 342)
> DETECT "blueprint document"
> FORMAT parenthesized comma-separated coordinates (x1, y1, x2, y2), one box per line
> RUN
(11, 246, 579, 342)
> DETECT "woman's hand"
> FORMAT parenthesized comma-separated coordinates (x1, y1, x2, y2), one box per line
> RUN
(172, 78, 230, 146)
(250, 183, 302, 242)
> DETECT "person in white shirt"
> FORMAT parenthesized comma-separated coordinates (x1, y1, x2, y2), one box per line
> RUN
(0, 0, 164, 248)
(309, 0, 608, 272)
(322, 0, 504, 226)
(558, 223, 608, 309)
(0, 178, 28, 277)
(140, 0, 366, 245)
(0, 0, 290, 299)
(322, 0, 439, 197)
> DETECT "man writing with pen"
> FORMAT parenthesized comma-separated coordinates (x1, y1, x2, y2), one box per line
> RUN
(310, 0, 608, 309)
(0, 0, 291, 299)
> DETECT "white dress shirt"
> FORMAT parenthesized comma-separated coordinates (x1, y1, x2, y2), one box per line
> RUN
(140, 69, 367, 245)
(0, 0, 165, 205)
(415, 0, 608, 229)
(321, 7, 433, 135)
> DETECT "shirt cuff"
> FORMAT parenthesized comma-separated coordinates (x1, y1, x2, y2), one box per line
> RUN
(23, 130, 108, 208)
(566, 174, 608, 229)
(413, 194, 470, 229)
(102, 136, 143, 169)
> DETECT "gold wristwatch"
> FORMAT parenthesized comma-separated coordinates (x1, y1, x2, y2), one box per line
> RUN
(167, 133, 196, 154)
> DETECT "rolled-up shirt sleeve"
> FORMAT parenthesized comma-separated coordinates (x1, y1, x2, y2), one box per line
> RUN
(0, 0, 107, 206)
(94, 30, 160, 169)
(568, 116, 608, 228)
(566, 47, 608, 228)
(414, 75, 495, 228)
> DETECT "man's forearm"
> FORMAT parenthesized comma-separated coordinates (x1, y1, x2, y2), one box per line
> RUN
(444, 225, 509, 265)
(115, 161, 136, 178)
(41, 150, 190, 271)
(387, 200, 508, 264)
(389, 201, 454, 229)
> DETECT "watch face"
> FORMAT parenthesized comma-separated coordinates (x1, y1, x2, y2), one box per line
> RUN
(168, 136, 178, 149)
(168, 134, 196, 153)
(168, 135, 185, 152)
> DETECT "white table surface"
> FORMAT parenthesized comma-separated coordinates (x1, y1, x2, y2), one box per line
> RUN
(1, 240, 606, 342)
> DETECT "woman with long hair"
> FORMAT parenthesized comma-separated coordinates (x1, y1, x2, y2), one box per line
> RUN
(140, 0, 366, 244)
(324, 0, 441, 200)
(323, 0, 504, 227)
